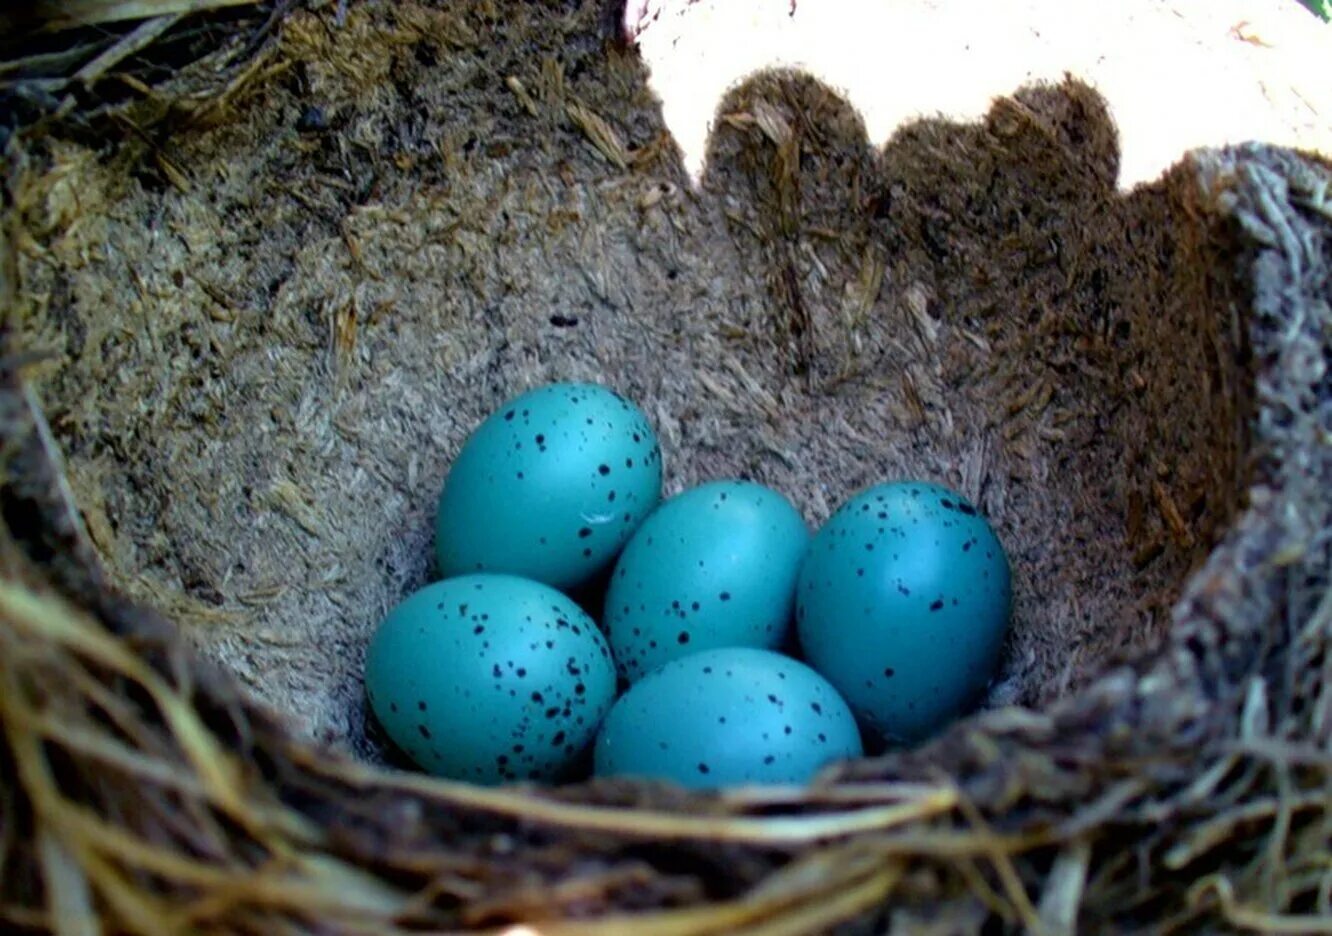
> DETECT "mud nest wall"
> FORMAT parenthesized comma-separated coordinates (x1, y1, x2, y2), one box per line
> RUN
(9, 4, 1247, 760)
(1, 2, 1330, 933)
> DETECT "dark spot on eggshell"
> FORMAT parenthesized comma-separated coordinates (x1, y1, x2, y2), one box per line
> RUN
(810, 702, 822, 714)
(417, 724, 432, 739)
(697, 763, 710, 775)
(552, 731, 567, 746)
(531, 691, 544, 703)
(719, 592, 731, 602)
(417, 701, 427, 712)
(930, 599, 945, 612)
(884, 667, 896, 678)
(598, 464, 611, 475)
(389, 703, 398, 713)
(677, 631, 690, 645)
(764, 755, 775, 765)
(578, 527, 592, 539)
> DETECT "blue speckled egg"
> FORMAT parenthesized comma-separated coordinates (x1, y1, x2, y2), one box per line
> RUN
(796, 482, 1011, 745)
(594, 648, 862, 788)
(603, 480, 810, 682)
(364, 574, 616, 784)
(435, 383, 662, 591)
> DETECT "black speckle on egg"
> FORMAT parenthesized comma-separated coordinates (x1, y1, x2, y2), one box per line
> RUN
(504, 410, 515, 421)
(491, 664, 502, 679)
(677, 631, 690, 645)
(719, 591, 731, 602)
(389, 703, 398, 713)
(703, 666, 713, 674)
(531, 691, 544, 703)
(578, 527, 592, 539)
(697, 763, 711, 775)
(552, 731, 567, 746)
(417, 724, 432, 739)
(763, 755, 775, 765)
(598, 464, 611, 475)
(417, 701, 427, 712)
(582, 548, 593, 558)
(473, 625, 484, 635)
(608, 490, 617, 502)
(817, 732, 827, 742)
(545, 707, 560, 719)
(884, 667, 896, 679)
(930, 599, 944, 612)
(783, 725, 792, 735)
(810, 702, 822, 714)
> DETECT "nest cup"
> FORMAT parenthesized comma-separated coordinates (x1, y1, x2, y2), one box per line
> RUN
(1, 3, 1330, 932)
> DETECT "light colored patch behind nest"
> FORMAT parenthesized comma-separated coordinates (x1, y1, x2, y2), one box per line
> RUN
(633, 0, 1332, 189)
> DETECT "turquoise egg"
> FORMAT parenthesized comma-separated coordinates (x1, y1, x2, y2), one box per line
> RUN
(604, 480, 810, 682)
(796, 482, 1011, 745)
(594, 648, 862, 788)
(435, 383, 662, 591)
(364, 574, 616, 784)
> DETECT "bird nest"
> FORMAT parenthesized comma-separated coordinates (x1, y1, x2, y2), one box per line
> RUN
(1, 2, 1330, 932)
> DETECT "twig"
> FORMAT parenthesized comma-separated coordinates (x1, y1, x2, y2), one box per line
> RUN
(20, 381, 95, 562)
(25, 0, 260, 33)
(74, 14, 183, 85)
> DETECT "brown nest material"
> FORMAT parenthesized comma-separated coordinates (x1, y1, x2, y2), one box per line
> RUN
(2, 1, 1331, 932)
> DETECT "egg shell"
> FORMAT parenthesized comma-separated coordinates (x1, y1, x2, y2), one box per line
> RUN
(796, 481, 1011, 745)
(364, 574, 617, 785)
(594, 647, 863, 789)
(604, 480, 810, 682)
(435, 383, 662, 591)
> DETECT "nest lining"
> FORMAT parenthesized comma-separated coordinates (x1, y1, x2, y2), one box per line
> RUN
(11, 5, 1246, 763)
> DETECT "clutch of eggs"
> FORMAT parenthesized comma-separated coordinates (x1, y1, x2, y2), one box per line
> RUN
(364, 382, 1013, 787)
